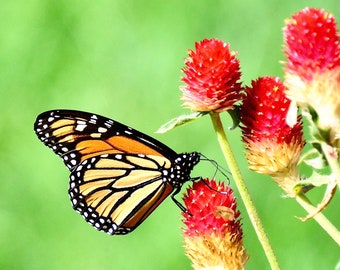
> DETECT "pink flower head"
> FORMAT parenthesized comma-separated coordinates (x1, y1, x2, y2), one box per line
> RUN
(181, 38, 243, 112)
(241, 77, 304, 192)
(283, 8, 340, 144)
(284, 7, 340, 81)
(183, 179, 241, 237)
(182, 179, 247, 269)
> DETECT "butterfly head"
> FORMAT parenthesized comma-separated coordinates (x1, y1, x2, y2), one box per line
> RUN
(167, 152, 200, 188)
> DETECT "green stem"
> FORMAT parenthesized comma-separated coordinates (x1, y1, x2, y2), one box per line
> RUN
(295, 193, 340, 246)
(321, 141, 340, 188)
(209, 112, 280, 270)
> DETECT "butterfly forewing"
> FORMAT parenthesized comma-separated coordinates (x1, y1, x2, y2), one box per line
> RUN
(34, 110, 200, 235)
(34, 110, 177, 170)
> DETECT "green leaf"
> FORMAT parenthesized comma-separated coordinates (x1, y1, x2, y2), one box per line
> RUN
(294, 172, 337, 221)
(156, 112, 207, 133)
(226, 107, 240, 130)
(294, 171, 329, 194)
(298, 147, 327, 169)
(303, 155, 327, 170)
(306, 105, 331, 142)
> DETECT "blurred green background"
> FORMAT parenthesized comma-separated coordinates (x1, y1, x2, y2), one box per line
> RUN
(1, 1, 339, 269)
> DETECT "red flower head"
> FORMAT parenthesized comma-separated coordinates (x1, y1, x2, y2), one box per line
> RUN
(283, 8, 340, 144)
(181, 38, 243, 112)
(241, 77, 304, 193)
(284, 7, 340, 81)
(182, 179, 248, 269)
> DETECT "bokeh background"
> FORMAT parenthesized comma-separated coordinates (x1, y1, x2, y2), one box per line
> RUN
(1, 1, 339, 269)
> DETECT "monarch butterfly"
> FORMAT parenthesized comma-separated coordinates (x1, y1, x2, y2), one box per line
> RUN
(34, 110, 200, 235)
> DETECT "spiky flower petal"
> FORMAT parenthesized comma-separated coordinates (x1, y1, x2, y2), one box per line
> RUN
(181, 38, 243, 112)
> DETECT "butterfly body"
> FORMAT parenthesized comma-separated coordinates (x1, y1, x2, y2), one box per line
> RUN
(34, 110, 200, 235)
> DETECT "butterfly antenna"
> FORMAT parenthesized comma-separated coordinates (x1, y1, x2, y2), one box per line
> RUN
(199, 153, 230, 185)
(200, 178, 229, 195)
(172, 154, 231, 215)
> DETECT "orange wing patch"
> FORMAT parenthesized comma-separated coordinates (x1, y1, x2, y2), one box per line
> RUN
(106, 136, 164, 156)
(76, 136, 166, 163)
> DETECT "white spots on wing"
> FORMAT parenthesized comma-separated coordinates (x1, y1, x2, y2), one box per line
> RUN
(115, 154, 123, 160)
(75, 120, 87, 132)
(89, 115, 98, 124)
(90, 133, 101, 138)
(98, 127, 107, 133)
(105, 120, 113, 128)
(107, 224, 118, 235)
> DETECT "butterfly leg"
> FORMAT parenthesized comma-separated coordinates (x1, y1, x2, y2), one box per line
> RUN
(170, 186, 187, 213)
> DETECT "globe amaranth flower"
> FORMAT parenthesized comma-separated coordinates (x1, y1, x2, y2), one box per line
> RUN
(181, 38, 243, 112)
(182, 179, 248, 270)
(240, 77, 305, 194)
(283, 8, 340, 144)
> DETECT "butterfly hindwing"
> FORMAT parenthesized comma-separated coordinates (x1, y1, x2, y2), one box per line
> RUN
(69, 153, 175, 235)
